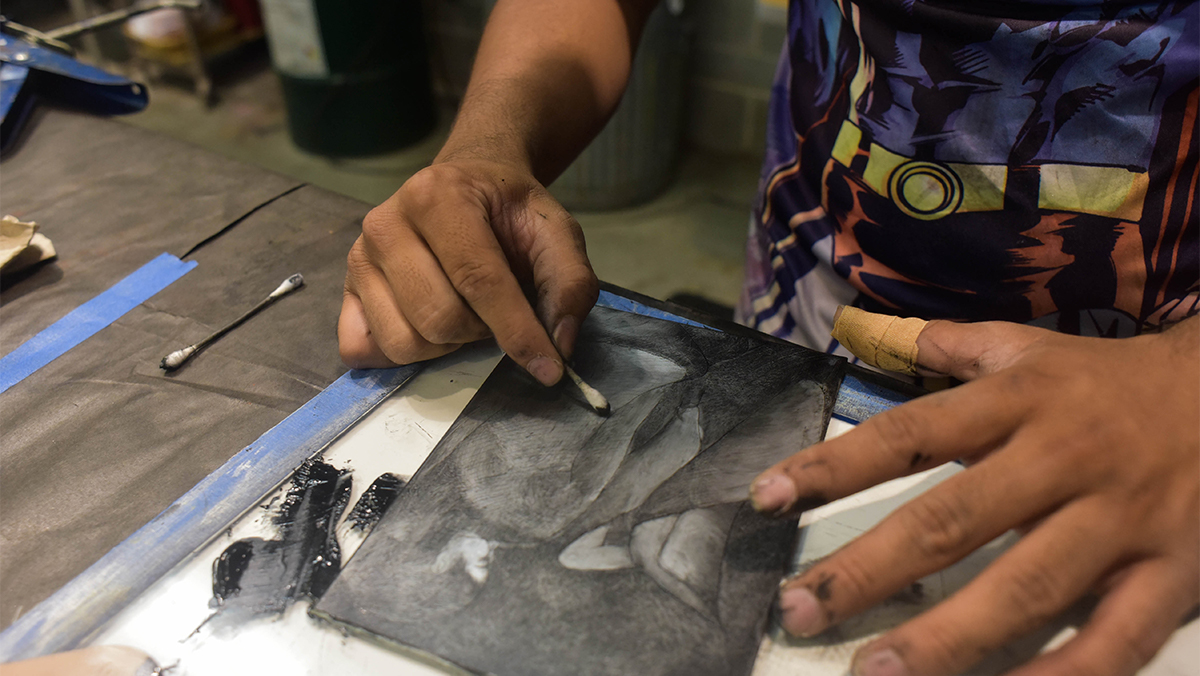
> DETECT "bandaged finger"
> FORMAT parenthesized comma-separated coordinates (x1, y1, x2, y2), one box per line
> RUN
(831, 306, 927, 375)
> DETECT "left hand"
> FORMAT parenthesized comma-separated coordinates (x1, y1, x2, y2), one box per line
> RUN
(749, 316, 1199, 676)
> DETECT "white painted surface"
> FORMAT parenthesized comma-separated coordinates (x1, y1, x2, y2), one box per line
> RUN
(92, 348, 1198, 674)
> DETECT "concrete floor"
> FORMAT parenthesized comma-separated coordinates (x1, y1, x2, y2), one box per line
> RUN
(119, 50, 761, 314)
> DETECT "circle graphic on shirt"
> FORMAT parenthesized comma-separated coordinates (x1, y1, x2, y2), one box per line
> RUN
(889, 161, 964, 220)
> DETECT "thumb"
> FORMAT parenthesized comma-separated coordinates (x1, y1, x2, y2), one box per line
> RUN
(522, 191, 599, 359)
(831, 306, 1046, 381)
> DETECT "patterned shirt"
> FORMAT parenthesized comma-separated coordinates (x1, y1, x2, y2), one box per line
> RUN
(735, 0, 1199, 355)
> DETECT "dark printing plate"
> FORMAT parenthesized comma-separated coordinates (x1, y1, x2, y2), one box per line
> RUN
(314, 306, 845, 676)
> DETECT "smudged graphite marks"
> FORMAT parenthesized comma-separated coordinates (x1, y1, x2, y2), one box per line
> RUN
(209, 459, 353, 624)
(315, 306, 846, 676)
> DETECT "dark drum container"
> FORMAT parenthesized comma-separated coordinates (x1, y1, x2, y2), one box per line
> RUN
(259, 0, 435, 156)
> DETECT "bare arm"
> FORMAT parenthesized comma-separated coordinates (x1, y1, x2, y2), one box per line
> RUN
(439, 0, 656, 181)
(339, 0, 659, 381)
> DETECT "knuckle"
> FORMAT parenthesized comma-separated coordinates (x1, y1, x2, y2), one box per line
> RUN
(1110, 628, 1162, 669)
(360, 206, 395, 245)
(400, 166, 443, 197)
(345, 241, 372, 275)
(783, 447, 838, 498)
(911, 624, 973, 673)
(821, 557, 876, 610)
(548, 270, 600, 307)
(449, 259, 506, 301)
(998, 560, 1068, 628)
(900, 491, 974, 561)
(375, 334, 421, 366)
(401, 165, 472, 212)
(338, 341, 375, 370)
(870, 406, 929, 464)
(408, 302, 474, 345)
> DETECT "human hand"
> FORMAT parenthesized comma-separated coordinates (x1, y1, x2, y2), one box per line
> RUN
(338, 159, 598, 385)
(750, 315, 1199, 675)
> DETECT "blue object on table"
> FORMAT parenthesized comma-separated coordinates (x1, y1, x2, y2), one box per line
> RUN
(0, 32, 148, 153)
(0, 253, 197, 394)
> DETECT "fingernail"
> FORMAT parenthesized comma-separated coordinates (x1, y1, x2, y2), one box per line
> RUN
(527, 355, 563, 386)
(778, 586, 824, 637)
(852, 648, 908, 676)
(749, 473, 797, 515)
(552, 316, 579, 358)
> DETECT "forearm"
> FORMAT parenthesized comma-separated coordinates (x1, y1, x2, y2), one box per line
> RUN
(435, 0, 657, 184)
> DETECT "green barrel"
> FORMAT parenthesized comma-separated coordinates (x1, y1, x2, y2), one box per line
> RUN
(259, 0, 435, 156)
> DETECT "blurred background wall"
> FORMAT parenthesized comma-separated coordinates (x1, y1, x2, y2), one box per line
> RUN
(3, 0, 792, 315)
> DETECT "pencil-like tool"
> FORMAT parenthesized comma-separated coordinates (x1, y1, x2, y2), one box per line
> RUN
(564, 364, 610, 415)
(160, 273, 304, 371)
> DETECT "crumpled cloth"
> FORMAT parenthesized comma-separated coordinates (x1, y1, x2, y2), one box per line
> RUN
(1, 215, 56, 274)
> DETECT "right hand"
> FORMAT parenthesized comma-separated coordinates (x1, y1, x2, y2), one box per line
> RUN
(338, 159, 599, 386)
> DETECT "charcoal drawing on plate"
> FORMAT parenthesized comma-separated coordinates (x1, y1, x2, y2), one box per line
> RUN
(315, 306, 844, 676)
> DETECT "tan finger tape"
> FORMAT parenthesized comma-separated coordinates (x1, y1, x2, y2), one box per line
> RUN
(830, 306, 927, 375)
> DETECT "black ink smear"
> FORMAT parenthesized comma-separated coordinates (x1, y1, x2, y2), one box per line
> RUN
(211, 540, 253, 605)
(210, 459, 352, 620)
(344, 473, 406, 531)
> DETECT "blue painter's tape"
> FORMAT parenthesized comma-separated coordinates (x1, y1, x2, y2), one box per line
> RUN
(0, 253, 197, 394)
(832, 374, 911, 423)
(0, 364, 421, 661)
(597, 290, 708, 329)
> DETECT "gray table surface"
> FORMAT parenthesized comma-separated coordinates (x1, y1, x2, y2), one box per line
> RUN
(0, 107, 368, 628)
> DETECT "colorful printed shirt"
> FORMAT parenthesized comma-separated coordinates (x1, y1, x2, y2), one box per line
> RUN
(735, 0, 1199, 355)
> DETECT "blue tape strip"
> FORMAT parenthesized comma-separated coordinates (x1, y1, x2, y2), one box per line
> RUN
(0, 253, 197, 394)
(597, 290, 708, 329)
(0, 364, 422, 661)
(832, 374, 911, 423)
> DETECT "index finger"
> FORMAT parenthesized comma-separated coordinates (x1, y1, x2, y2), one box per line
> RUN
(410, 186, 564, 386)
(748, 373, 1032, 517)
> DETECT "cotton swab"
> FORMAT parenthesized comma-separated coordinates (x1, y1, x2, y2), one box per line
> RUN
(564, 364, 610, 415)
(160, 273, 304, 371)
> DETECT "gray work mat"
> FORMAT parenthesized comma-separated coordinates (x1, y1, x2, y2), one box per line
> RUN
(0, 109, 367, 627)
(315, 306, 844, 676)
